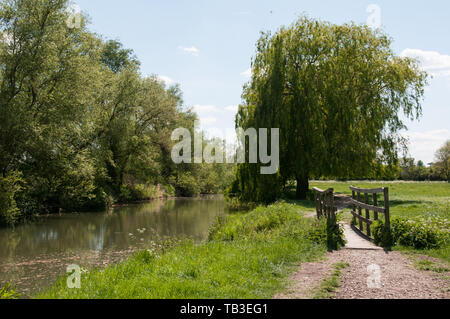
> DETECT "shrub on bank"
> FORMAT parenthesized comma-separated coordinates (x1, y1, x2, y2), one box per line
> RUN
(0, 171, 23, 226)
(372, 217, 449, 249)
(175, 173, 201, 197)
(119, 184, 175, 202)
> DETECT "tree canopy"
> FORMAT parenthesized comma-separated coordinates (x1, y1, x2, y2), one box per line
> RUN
(231, 16, 428, 202)
(0, 0, 235, 225)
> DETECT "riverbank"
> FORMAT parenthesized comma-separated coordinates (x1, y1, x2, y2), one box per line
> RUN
(36, 202, 328, 299)
(0, 197, 229, 297)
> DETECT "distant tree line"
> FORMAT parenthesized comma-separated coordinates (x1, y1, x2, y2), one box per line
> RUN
(311, 140, 450, 182)
(398, 141, 450, 182)
(0, 0, 234, 226)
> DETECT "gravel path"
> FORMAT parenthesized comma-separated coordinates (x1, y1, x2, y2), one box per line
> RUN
(335, 249, 449, 299)
(277, 249, 449, 299)
(278, 202, 450, 299)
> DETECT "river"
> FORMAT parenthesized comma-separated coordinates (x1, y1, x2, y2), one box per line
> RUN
(0, 196, 229, 297)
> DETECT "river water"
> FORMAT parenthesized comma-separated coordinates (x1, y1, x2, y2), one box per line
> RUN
(0, 196, 229, 297)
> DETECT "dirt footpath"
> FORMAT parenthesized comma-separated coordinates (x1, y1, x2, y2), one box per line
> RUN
(277, 249, 449, 299)
(276, 219, 450, 299)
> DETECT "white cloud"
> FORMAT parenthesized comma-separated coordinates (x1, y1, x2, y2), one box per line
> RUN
(193, 104, 239, 116)
(178, 46, 200, 56)
(403, 129, 450, 164)
(199, 117, 217, 126)
(240, 68, 252, 78)
(193, 105, 218, 114)
(400, 49, 450, 77)
(156, 75, 175, 86)
(224, 105, 238, 113)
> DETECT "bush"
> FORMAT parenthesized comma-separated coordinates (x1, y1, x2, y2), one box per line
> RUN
(119, 184, 171, 202)
(161, 184, 175, 197)
(372, 217, 448, 249)
(371, 220, 394, 248)
(0, 171, 24, 226)
(393, 218, 448, 249)
(93, 188, 115, 210)
(134, 184, 159, 200)
(119, 184, 138, 202)
(175, 173, 200, 197)
(325, 213, 346, 251)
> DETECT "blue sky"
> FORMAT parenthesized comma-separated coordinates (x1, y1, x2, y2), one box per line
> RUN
(74, 0, 450, 164)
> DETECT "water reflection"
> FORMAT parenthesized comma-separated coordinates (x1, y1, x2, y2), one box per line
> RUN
(0, 196, 227, 296)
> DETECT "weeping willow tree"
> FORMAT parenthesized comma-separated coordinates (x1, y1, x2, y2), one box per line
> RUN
(231, 16, 428, 202)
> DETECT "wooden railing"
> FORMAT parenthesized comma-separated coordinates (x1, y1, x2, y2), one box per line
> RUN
(350, 186, 390, 239)
(313, 187, 337, 219)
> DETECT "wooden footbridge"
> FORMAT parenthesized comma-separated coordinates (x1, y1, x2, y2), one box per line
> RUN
(313, 186, 391, 250)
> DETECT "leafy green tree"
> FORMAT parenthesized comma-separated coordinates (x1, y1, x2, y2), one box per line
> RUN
(233, 16, 427, 201)
(96, 73, 180, 196)
(433, 140, 450, 182)
(0, 0, 107, 212)
(101, 39, 139, 73)
(0, 171, 22, 225)
(0, 0, 240, 223)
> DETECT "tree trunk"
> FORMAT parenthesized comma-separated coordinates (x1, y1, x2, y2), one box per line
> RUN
(296, 176, 309, 200)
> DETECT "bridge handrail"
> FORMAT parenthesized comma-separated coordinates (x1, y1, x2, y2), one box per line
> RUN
(349, 186, 385, 194)
(312, 187, 334, 194)
(350, 186, 390, 239)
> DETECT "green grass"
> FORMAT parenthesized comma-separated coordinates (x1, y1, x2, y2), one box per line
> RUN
(0, 283, 22, 299)
(393, 244, 450, 264)
(414, 259, 449, 273)
(312, 262, 349, 299)
(36, 202, 327, 299)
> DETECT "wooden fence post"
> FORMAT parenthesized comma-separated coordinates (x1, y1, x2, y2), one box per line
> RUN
(373, 193, 378, 221)
(314, 192, 320, 219)
(352, 190, 356, 225)
(384, 187, 390, 228)
(383, 187, 392, 247)
(365, 193, 371, 237)
(357, 192, 363, 232)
